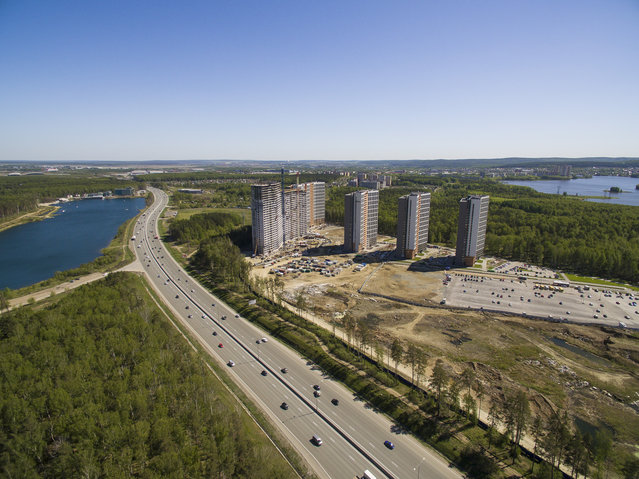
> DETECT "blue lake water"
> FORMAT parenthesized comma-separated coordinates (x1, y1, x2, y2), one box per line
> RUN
(0, 197, 146, 290)
(503, 176, 639, 207)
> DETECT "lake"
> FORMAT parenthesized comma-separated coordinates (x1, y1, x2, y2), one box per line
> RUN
(503, 175, 639, 207)
(0, 197, 146, 290)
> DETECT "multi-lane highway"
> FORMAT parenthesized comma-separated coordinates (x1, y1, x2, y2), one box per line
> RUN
(134, 187, 461, 479)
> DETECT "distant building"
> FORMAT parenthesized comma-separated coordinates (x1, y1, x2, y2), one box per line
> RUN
(360, 180, 381, 190)
(357, 172, 367, 185)
(347, 179, 358, 187)
(251, 183, 283, 255)
(455, 195, 489, 266)
(178, 188, 203, 194)
(113, 187, 134, 196)
(396, 192, 431, 259)
(344, 190, 379, 253)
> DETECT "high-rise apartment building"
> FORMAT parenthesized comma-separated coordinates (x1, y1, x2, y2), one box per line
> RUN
(396, 192, 431, 259)
(283, 187, 308, 242)
(344, 190, 379, 253)
(251, 183, 283, 255)
(455, 195, 490, 266)
(298, 181, 325, 226)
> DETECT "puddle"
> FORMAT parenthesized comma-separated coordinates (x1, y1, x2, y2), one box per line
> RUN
(548, 337, 610, 366)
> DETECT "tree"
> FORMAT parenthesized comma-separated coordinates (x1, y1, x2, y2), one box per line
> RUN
(542, 410, 571, 478)
(529, 415, 544, 475)
(430, 359, 449, 417)
(462, 392, 476, 420)
(294, 289, 308, 317)
(373, 341, 385, 367)
(460, 366, 475, 398)
(474, 380, 484, 422)
(487, 401, 501, 448)
(390, 338, 403, 375)
(343, 313, 356, 348)
(355, 319, 372, 356)
(622, 457, 639, 479)
(404, 343, 421, 386)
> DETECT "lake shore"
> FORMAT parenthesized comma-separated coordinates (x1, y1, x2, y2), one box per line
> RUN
(0, 204, 60, 233)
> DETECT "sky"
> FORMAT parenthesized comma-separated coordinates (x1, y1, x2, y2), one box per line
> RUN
(1, 0, 638, 162)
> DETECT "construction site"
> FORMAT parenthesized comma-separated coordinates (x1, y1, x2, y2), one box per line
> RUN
(250, 224, 639, 461)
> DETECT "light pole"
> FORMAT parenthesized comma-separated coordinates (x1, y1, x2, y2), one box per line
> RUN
(413, 457, 425, 479)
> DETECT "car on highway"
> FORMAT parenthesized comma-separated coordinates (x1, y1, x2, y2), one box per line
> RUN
(261, 338, 268, 343)
(187, 314, 192, 318)
(235, 314, 240, 318)
(227, 360, 235, 367)
(175, 295, 179, 298)
(261, 370, 268, 376)
(221, 315, 227, 320)
(212, 331, 217, 336)
(313, 384, 321, 390)
(281, 368, 288, 374)
(331, 398, 339, 406)
(313, 390, 321, 397)
(218, 343, 223, 348)
(312, 435, 323, 446)
(280, 402, 289, 410)
(384, 440, 395, 450)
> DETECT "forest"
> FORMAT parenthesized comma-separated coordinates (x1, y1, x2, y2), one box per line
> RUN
(0, 273, 298, 478)
(0, 174, 140, 219)
(327, 178, 639, 284)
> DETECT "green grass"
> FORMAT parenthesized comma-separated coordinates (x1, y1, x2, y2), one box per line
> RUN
(176, 207, 251, 224)
(564, 273, 639, 291)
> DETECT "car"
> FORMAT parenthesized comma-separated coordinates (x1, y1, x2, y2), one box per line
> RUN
(256, 339, 261, 344)
(221, 315, 227, 320)
(235, 314, 240, 318)
(603, 314, 608, 318)
(211, 303, 215, 307)
(261, 338, 268, 343)
(212, 331, 217, 336)
(218, 343, 223, 348)
(593, 314, 599, 319)
(175, 295, 179, 298)
(281, 368, 288, 374)
(190, 289, 194, 293)
(384, 440, 395, 450)
(227, 360, 235, 367)
(313, 384, 321, 390)
(331, 398, 339, 406)
(311, 435, 323, 446)
(313, 390, 321, 397)
(187, 314, 192, 318)
(202, 315, 206, 319)
(280, 402, 289, 410)
(185, 305, 189, 309)
(261, 370, 268, 376)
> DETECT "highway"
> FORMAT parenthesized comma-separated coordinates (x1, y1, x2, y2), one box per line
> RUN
(134, 187, 462, 479)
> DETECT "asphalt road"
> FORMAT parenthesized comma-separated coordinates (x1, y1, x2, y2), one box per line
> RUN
(134, 188, 462, 479)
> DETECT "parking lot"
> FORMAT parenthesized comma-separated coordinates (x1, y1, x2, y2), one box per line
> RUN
(444, 272, 639, 329)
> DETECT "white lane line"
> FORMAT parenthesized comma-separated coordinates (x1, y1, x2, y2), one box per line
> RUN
(311, 421, 318, 426)
(391, 461, 399, 468)
(329, 437, 336, 443)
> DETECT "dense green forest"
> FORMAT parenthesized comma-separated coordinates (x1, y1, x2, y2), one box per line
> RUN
(0, 175, 140, 219)
(327, 178, 639, 284)
(170, 184, 252, 209)
(0, 273, 297, 478)
(169, 211, 252, 249)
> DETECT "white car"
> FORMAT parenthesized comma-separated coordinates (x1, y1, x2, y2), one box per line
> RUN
(228, 360, 235, 367)
(261, 338, 268, 343)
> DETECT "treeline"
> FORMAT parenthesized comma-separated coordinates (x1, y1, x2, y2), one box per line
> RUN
(170, 183, 252, 209)
(0, 175, 140, 219)
(143, 171, 337, 185)
(0, 273, 297, 478)
(326, 178, 639, 284)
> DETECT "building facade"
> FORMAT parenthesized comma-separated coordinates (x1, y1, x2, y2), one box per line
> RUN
(283, 187, 308, 243)
(298, 181, 326, 226)
(344, 190, 379, 253)
(396, 192, 431, 259)
(251, 183, 284, 256)
(455, 195, 490, 266)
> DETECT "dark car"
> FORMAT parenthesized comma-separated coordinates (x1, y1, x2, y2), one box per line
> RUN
(280, 402, 289, 410)
(384, 440, 395, 450)
(261, 370, 268, 376)
(313, 390, 321, 398)
(313, 384, 321, 391)
(281, 368, 288, 374)
(212, 331, 217, 336)
(331, 398, 339, 406)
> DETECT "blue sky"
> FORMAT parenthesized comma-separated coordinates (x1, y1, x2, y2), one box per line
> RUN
(1, 0, 638, 162)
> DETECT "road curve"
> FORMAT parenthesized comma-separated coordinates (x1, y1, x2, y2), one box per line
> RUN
(134, 187, 462, 479)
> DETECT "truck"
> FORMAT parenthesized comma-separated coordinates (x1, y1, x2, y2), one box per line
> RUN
(362, 471, 377, 479)
(130, 235, 136, 241)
